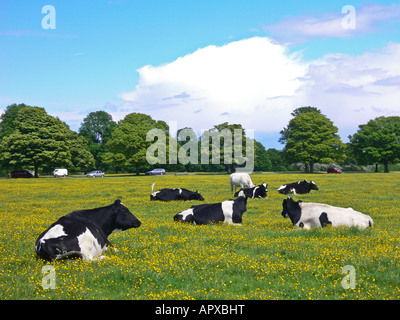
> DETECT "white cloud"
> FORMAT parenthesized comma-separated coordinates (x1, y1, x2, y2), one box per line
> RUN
(118, 37, 307, 132)
(294, 43, 400, 133)
(117, 37, 400, 145)
(264, 4, 400, 42)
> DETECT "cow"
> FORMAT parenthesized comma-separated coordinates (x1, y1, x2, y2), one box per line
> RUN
(277, 180, 319, 195)
(230, 173, 254, 193)
(150, 183, 204, 201)
(173, 196, 247, 225)
(35, 200, 141, 261)
(234, 183, 268, 198)
(281, 197, 373, 230)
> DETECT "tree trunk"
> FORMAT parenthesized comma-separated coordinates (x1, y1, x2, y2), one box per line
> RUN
(384, 162, 389, 173)
(34, 164, 39, 178)
(309, 163, 314, 173)
(375, 164, 379, 172)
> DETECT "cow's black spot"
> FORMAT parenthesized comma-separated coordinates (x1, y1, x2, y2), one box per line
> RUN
(319, 212, 332, 227)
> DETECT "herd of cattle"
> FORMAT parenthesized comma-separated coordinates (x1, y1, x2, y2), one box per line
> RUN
(35, 172, 373, 261)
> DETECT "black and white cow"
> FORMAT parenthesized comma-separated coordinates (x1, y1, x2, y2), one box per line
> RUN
(234, 183, 268, 198)
(277, 180, 319, 195)
(173, 196, 247, 225)
(35, 200, 141, 261)
(150, 183, 204, 201)
(281, 197, 373, 229)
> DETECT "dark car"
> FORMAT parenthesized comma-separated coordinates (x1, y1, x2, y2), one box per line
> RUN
(146, 168, 166, 175)
(10, 170, 33, 178)
(327, 167, 342, 174)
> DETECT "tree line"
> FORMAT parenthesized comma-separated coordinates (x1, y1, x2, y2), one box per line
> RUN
(0, 103, 399, 177)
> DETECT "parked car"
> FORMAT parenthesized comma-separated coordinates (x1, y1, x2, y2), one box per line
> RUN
(86, 170, 105, 177)
(145, 168, 166, 175)
(327, 167, 342, 174)
(53, 168, 68, 177)
(10, 170, 33, 178)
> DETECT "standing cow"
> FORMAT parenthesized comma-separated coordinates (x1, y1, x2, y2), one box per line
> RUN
(230, 173, 254, 193)
(277, 180, 319, 195)
(174, 196, 248, 225)
(281, 197, 373, 229)
(35, 200, 141, 261)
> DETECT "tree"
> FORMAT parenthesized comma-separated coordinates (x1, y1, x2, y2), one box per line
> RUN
(200, 122, 254, 173)
(106, 113, 169, 175)
(349, 116, 400, 173)
(68, 132, 96, 173)
(0, 106, 72, 177)
(78, 111, 116, 169)
(266, 148, 290, 171)
(279, 107, 344, 172)
(0, 103, 28, 142)
(254, 141, 272, 172)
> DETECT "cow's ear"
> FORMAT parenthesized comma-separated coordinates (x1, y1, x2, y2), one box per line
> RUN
(196, 191, 199, 193)
(297, 200, 303, 203)
(114, 199, 122, 205)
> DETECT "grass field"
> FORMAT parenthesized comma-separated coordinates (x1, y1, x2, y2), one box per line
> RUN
(0, 172, 399, 300)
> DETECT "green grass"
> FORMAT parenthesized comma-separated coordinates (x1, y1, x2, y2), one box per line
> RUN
(0, 172, 399, 299)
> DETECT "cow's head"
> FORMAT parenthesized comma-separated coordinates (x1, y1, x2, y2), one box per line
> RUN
(310, 181, 319, 191)
(258, 183, 268, 198)
(113, 200, 141, 230)
(281, 197, 302, 223)
(190, 191, 204, 201)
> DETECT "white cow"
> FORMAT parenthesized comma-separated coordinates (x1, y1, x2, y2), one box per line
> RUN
(230, 173, 254, 193)
(281, 197, 373, 230)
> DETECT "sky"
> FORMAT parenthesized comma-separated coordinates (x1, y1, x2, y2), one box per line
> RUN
(1, 0, 400, 150)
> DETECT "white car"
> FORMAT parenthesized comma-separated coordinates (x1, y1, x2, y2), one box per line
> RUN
(86, 170, 105, 177)
(53, 168, 68, 177)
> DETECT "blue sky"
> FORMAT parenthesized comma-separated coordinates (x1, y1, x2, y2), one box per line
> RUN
(1, 1, 400, 149)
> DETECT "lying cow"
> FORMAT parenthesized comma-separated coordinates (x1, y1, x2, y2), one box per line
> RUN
(234, 183, 268, 198)
(150, 183, 204, 201)
(277, 180, 319, 195)
(174, 196, 247, 225)
(281, 197, 373, 229)
(230, 172, 254, 193)
(35, 200, 141, 261)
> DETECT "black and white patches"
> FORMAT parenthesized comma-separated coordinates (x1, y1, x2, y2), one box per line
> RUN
(277, 180, 319, 195)
(234, 183, 268, 198)
(35, 200, 141, 261)
(319, 212, 332, 227)
(150, 183, 204, 201)
(174, 197, 247, 225)
(281, 197, 373, 230)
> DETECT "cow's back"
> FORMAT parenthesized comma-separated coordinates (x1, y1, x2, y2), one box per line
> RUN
(300, 203, 373, 229)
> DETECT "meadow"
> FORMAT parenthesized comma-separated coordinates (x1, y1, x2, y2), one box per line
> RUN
(0, 172, 399, 300)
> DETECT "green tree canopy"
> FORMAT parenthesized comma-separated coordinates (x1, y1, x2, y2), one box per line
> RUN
(106, 113, 169, 175)
(78, 111, 117, 169)
(0, 106, 72, 177)
(0, 105, 95, 176)
(279, 107, 344, 172)
(0, 103, 28, 141)
(349, 116, 400, 172)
